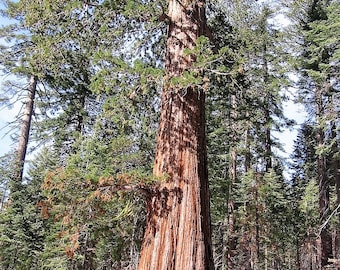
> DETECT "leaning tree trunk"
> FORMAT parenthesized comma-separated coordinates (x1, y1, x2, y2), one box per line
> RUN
(137, 0, 214, 269)
(14, 75, 37, 182)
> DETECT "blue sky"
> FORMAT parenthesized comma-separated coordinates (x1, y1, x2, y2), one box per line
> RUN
(274, 90, 307, 157)
(0, 90, 21, 155)
(0, 8, 18, 156)
(0, 84, 307, 166)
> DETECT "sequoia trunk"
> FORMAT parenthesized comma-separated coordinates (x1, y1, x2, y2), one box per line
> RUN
(137, 0, 214, 269)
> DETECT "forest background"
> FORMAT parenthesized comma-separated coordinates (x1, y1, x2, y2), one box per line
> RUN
(0, 0, 339, 269)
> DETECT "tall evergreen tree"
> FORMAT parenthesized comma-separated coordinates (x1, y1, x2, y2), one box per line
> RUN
(0, 148, 55, 269)
(290, 124, 319, 269)
(289, 0, 340, 266)
(137, 0, 215, 268)
(205, 1, 293, 268)
(3, 0, 338, 268)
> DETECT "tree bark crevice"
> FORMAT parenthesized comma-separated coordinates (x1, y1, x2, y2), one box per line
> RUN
(138, 0, 214, 269)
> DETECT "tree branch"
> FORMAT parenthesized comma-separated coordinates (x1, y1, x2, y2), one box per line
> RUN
(319, 203, 340, 236)
(97, 183, 152, 197)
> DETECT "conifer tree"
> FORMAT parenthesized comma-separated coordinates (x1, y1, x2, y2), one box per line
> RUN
(0, 149, 53, 269)
(290, 124, 319, 269)
(0, 5, 39, 183)
(0, 153, 14, 210)
(289, 0, 339, 266)
(3, 0, 337, 268)
(206, 1, 293, 268)
(137, 0, 215, 267)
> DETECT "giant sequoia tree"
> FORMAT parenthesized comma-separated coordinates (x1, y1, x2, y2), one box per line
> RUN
(4, 0, 339, 268)
(137, 0, 214, 269)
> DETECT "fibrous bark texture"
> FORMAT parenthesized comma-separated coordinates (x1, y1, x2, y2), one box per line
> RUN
(137, 0, 214, 269)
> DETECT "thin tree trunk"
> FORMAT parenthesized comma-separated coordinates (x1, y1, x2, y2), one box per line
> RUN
(264, 113, 271, 171)
(315, 88, 332, 268)
(296, 237, 301, 270)
(254, 180, 260, 270)
(263, 44, 271, 173)
(318, 136, 332, 269)
(137, 0, 214, 269)
(244, 128, 250, 173)
(14, 75, 37, 182)
(330, 119, 340, 268)
(335, 178, 340, 269)
(226, 91, 238, 270)
(227, 149, 237, 270)
(76, 87, 86, 134)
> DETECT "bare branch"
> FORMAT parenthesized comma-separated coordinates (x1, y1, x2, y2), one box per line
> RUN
(319, 203, 340, 236)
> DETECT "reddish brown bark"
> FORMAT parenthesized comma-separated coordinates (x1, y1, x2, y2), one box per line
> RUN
(137, 0, 214, 269)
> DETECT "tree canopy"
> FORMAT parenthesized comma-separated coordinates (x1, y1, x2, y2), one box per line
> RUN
(0, 0, 339, 269)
